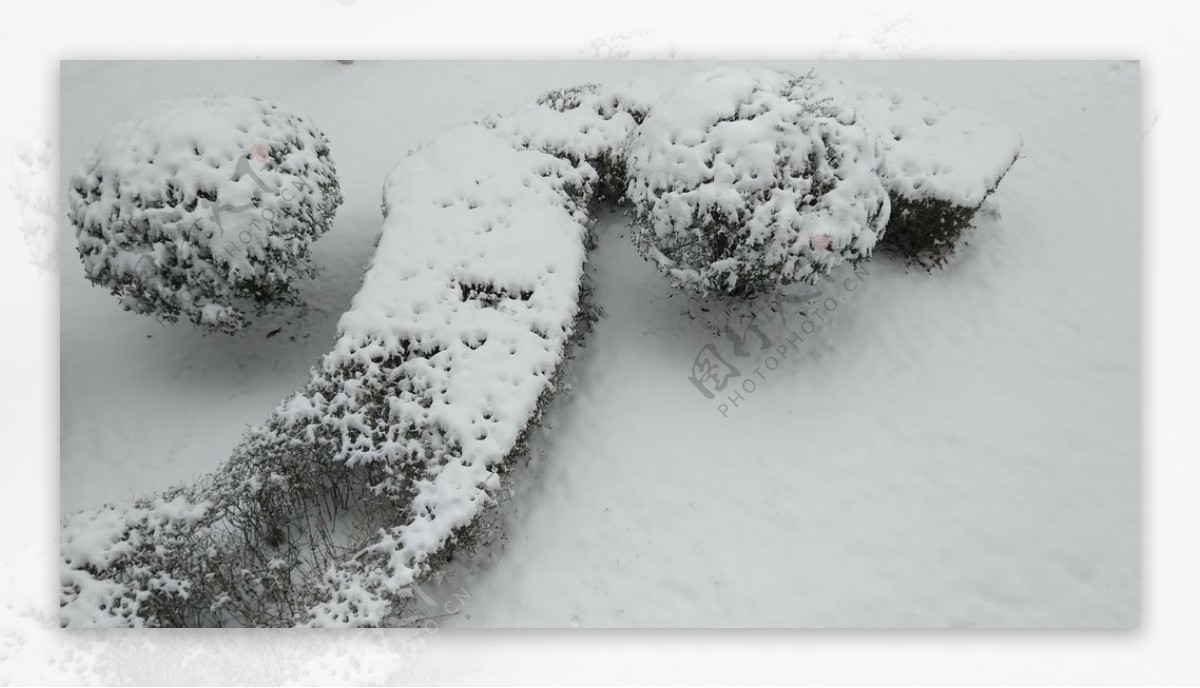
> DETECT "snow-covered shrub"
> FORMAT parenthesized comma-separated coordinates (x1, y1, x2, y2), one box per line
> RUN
(60, 123, 598, 628)
(59, 72, 1023, 628)
(67, 96, 343, 334)
(60, 493, 209, 627)
(485, 80, 658, 204)
(626, 68, 890, 298)
(815, 76, 1022, 268)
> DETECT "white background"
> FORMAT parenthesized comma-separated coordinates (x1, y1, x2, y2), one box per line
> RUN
(2, 0, 1197, 684)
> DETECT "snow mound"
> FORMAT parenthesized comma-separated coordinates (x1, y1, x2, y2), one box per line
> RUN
(67, 95, 343, 333)
(815, 74, 1022, 266)
(626, 67, 890, 297)
(60, 122, 598, 627)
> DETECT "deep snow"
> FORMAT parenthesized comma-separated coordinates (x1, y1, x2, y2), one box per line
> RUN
(60, 60, 1139, 627)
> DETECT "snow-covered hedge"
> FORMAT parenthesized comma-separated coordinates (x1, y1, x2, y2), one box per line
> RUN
(626, 68, 890, 297)
(485, 80, 658, 203)
(68, 96, 343, 334)
(814, 75, 1022, 268)
(59, 71, 1022, 628)
(625, 68, 1022, 287)
(61, 121, 603, 627)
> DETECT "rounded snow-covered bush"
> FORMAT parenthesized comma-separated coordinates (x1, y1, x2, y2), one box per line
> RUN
(626, 68, 889, 297)
(68, 95, 343, 333)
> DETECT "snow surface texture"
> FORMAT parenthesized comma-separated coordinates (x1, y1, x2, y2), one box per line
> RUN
(61, 111, 601, 627)
(60, 65, 1033, 628)
(68, 96, 343, 334)
(627, 67, 890, 297)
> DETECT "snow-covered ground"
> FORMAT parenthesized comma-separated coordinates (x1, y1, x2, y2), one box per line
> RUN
(60, 61, 1138, 627)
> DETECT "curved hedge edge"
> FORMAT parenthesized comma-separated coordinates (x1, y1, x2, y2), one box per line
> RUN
(302, 261, 605, 628)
